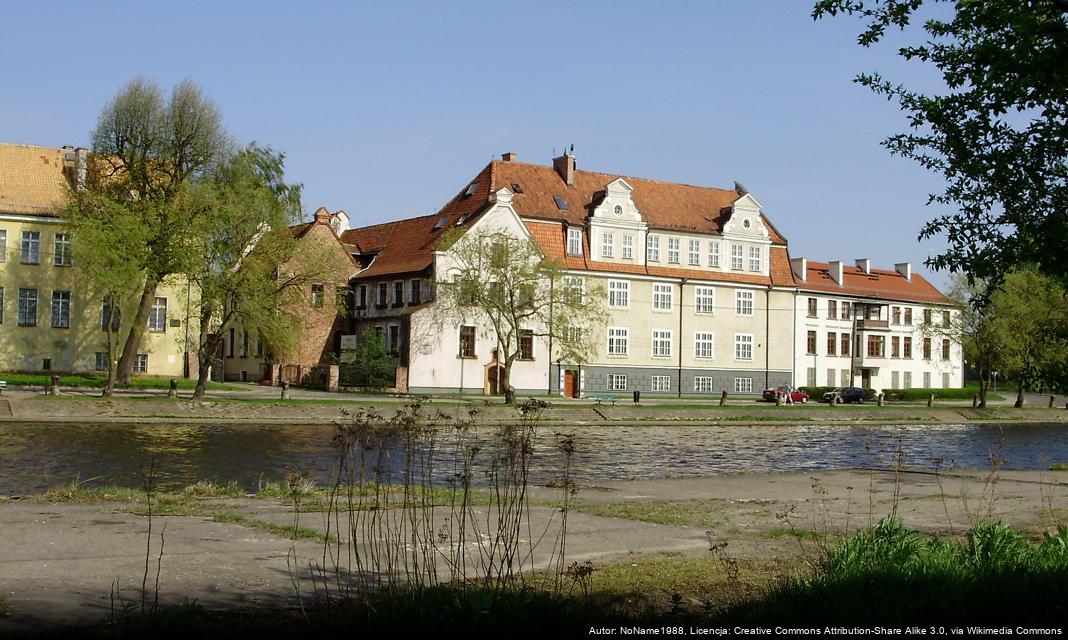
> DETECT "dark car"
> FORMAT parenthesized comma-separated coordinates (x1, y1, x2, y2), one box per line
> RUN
(822, 387, 866, 404)
(762, 385, 809, 404)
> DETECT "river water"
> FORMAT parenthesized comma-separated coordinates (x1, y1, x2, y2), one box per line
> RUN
(0, 421, 1065, 494)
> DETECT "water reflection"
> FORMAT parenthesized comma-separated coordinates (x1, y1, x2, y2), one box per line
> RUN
(0, 421, 1065, 494)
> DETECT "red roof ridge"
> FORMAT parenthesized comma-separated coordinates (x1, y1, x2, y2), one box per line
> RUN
(491, 158, 739, 196)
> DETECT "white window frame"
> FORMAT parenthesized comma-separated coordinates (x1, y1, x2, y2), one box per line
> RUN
(567, 227, 583, 256)
(621, 234, 634, 260)
(0, 229, 6, 263)
(734, 377, 754, 393)
(21, 230, 40, 264)
(607, 326, 629, 356)
(601, 231, 614, 258)
(694, 331, 715, 359)
(748, 245, 761, 272)
(735, 290, 754, 316)
(53, 233, 72, 267)
(730, 243, 744, 270)
(651, 329, 673, 358)
(694, 376, 714, 393)
(94, 352, 108, 372)
(647, 235, 660, 262)
(17, 288, 37, 326)
(607, 373, 628, 391)
(608, 280, 629, 309)
(667, 237, 680, 263)
(688, 239, 700, 266)
(734, 333, 754, 361)
(652, 283, 673, 312)
(50, 290, 71, 328)
(651, 375, 671, 392)
(148, 297, 167, 332)
(694, 286, 715, 314)
(707, 241, 720, 268)
(134, 353, 149, 374)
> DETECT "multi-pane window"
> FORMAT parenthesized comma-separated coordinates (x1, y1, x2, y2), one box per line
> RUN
(651, 329, 672, 358)
(241, 330, 249, 357)
(459, 326, 476, 357)
(51, 291, 71, 328)
(652, 375, 671, 392)
(924, 372, 932, 388)
(667, 237, 680, 263)
(567, 228, 583, 256)
(827, 368, 837, 386)
(903, 337, 913, 358)
(734, 378, 754, 393)
(519, 330, 534, 360)
(734, 333, 753, 360)
(0, 229, 6, 262)
(841, 301, 852, 320)
(228, 328, 236, 357)
(622, 234, 634, 259)
(735, 290, 753, 315)
(904, 307, 913, 325)
(607, 327, 629, 356)
(688, 239, 700, 266)
(943, 372, 951, 389)
(17, 288, 37, 326)
(694, 287, 715, 314)
(903, 371, 912, 388)
(393, 281, 404, 306)
(708, 241, 720, 267)
(0, 287, 4, 324)
(21, 231, 40, 264)
(652, 283, 673, 311)
(841, 369, 851, 386)
(94, 352, 108, 372)
(942, 310, 951, 326)
(148, 297, 167, 332)
(694, 377, 714, 393)
(647, 235, 660, 262)
(827, 300, 837, 320)
(607, 374, 628, 391)
(377, 282, 388, 307)
(892, 306, 901, 325)
(807, 330, 817, 355)
(923, 309, 933, 325)
(827, 332, 837, 356)
(562, 276, 585, 305)
(841, 332, 851, 356)
(730, 244, 744, 270)
(608, 280, 629, 308)
(100, 299, 119, 331)
(134, 354, 148, 374)
(53, 233, 72, 266)
(601, 232, 614, 258)
(694, 331, 715, 359)
(807, 298, 818, 317)
(312, 284, 325, 307)
(748, 246, 761, 272)
(891, 336, 900, 358)
(923, 337, 932, 359)
(942, 339, 951, 360)
(356, 285, 367, 309)
(867, 335, 885, 357)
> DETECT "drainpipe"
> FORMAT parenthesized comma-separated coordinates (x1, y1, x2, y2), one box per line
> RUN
(677, 278, 686, 398)
(184, 280, 192, 379)
(765, 286, 772, 390)
(791, 289, 797, 387)
(547, 277, 554, 395)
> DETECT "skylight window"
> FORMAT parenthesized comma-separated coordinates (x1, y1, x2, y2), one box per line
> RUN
(432, 215, 448, 230)
(553, 195, 568, 210)
(463, 183, 478, 197)
(456, 214, 469, 226)
(511, 183, 523, 194)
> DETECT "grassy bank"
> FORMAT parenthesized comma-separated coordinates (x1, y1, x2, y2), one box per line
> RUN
(0, 372, 242, 392)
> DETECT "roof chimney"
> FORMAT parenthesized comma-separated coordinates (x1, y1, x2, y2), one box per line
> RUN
(313, 206, 332, 224)
(553, 152, 575, 187)
(855, 258, 871, 275)
(501, 151, 517, 162)
(895, 262, 912, 281)
(828, 260, 844, 286)
(790, 257, 807, 283)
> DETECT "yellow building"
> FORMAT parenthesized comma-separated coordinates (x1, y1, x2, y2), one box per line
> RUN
(0, 142, 192, 377)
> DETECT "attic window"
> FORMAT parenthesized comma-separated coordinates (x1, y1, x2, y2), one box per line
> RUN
(511, 183, 524, 194)
(432, 215, 448, 230)
(553, 195, 568, 211)
(463, 183, 478, 197)
(456, 214, 469, 226)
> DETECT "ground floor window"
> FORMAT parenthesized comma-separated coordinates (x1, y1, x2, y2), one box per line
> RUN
(923, 372, 931, 388)
(840, 369, 850, 387)
(94, 352, 108, 371)
(734, 377, 754, 393)
(891, 371, 899, 389)
(694, 376, 714, 393)
(459, 326, 475, 358)
(607, 373, 627, 391)
(51, 291, 70, 328)
(651, 375, 671, 392)
(806, 367, 816, 387)
(903, 371, 912, 388)
(826, 368, 835, 386)
(519, 330, 534, 360)
(943, 372, 950, 389)
(134, 353, 148, 373)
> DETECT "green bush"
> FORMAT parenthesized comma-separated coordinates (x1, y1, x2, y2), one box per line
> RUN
(798, 386, 877, 401)
(882, 387, 985, 401)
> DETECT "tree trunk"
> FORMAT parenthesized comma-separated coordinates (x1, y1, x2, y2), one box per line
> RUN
(977, 369, 988, 409)
(1014, 380, 1025, 408)
(192, 355, 213, 401)
(502, 358, 516, 405)
(116, 281, 160, 384)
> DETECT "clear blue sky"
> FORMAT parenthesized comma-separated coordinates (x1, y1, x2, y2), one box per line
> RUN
(1, 1, 953, 286)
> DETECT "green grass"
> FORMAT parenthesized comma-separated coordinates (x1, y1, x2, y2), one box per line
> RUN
(211, 512, 333, 543)
(572, 499, 729, 529)
(1051, 463, 1068, 471)
(0, 372, 242, 391)
(0, 595, 8, 617)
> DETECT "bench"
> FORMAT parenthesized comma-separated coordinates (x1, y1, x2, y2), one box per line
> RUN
(590, 393, 617, 406)
(0, 380, 5, 395)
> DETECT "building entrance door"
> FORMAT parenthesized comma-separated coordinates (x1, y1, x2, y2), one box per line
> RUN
(486, 365, 503, 395)
(861, 368, 871, 389)
(564, 370, 577, 398)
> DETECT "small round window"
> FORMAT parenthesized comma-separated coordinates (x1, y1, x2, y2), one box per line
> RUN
(613, 204, 624, 216)
(742, 218, 752, 229)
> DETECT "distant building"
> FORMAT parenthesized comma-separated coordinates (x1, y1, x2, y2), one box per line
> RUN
(790, 257, 962, 392)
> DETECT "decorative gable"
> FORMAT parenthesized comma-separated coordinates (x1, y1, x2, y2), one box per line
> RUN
(590, 178, 643, 224)
(722, 193, 770, 241)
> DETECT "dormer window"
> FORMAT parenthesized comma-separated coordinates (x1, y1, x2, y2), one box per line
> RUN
(553, 195, 568, 210)
(566, 228, 582, 256)
(463, 183, 478, 197)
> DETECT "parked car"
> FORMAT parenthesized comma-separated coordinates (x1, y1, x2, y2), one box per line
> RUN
(762, 385, 808, 404)
(822, 387, 866, 404)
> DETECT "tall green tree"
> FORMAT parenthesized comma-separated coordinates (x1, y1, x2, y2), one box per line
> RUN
(813, 1, 1068, 287)
(184, 145, 307, 400)
(931, 274, 1003, 407)
(82, 77, 231, 383)
(431, 228, 607, 404)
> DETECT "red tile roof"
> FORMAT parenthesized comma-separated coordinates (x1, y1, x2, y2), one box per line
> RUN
(800, 260, 952, 305)
(343, 157, 790, 282)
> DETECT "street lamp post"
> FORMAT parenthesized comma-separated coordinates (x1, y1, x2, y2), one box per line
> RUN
(993, 370, 998, 393)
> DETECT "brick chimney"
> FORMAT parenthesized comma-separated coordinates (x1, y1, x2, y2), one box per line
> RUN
(501, 151, 517, 162)
(855, 258, 871, 275)
(828, 260, 844, 286)
(553, 152, 575, 187)
(313, 206, 332, 224)
(894, 262, 912, 281)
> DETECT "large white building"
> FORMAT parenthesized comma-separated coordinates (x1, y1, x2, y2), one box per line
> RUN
(790, 257, 962, 392)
